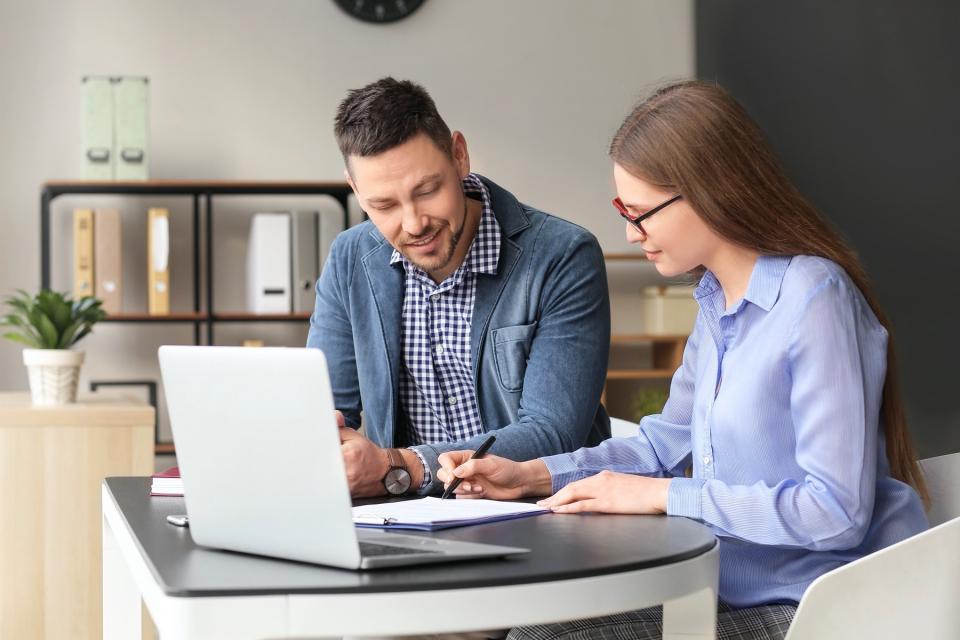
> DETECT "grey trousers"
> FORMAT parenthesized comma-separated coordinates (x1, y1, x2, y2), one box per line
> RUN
(506, 602, 796, 640)
(351, 602, 795, 640)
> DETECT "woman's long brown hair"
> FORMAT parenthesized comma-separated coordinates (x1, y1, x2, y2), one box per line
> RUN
(610, 80, 929, 506)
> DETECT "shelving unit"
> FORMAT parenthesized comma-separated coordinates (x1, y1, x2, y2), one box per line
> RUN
(40, 180, 353, 452)
(602, 253, 689, 414)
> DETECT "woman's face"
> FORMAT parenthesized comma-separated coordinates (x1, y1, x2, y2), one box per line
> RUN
(613, 163, 720, 277)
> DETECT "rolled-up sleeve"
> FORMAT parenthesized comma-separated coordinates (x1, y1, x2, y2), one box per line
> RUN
(543, 315, 702, 493)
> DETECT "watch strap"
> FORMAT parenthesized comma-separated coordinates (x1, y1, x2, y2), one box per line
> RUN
(386, 447, 406, 472)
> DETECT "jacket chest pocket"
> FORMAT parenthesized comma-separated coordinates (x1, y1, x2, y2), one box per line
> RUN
(491, 322, 538, 392)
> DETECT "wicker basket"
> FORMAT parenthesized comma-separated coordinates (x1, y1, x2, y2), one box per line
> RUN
(22, 349, 85, 406)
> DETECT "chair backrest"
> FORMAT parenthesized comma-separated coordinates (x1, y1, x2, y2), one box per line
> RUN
(919, 451, 960, 526)
(609, 416, 637, 439)
(786, 450, 960, 639)
(784, 515, 960, 639)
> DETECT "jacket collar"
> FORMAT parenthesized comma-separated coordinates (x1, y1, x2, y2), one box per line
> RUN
(360, 174, 528, 436)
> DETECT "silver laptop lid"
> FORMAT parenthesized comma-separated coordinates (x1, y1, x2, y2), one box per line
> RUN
(158, 346, 362, 569)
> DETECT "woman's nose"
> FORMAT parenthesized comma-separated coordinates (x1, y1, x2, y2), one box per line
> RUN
(625, 221, 646, 244)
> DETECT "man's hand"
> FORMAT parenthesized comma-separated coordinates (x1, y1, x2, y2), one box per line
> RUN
(338, 427, 426, 497)
(338, 427, 390, 498)
(536, 471, 671, 515)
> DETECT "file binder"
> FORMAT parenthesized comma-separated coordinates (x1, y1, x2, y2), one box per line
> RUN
(318, 196, 347, 274)
(81, 77, 113, 180)
(150, 466, 182, 497)
(73, 209, 95, 298)
(94, 209, 122, 314)
(147, 208, 170, 315)
(113, 77, 149, 180)
(290, 210, 318, 313)
(246, 213, 292, 314)
(290, 199, 347, 313)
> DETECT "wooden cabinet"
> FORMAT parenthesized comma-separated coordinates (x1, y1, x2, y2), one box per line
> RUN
(0, 392, 153, 640)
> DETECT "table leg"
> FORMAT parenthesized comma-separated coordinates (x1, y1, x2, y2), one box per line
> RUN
(103, 512, 143, 639)
(662, 585, 717, 640)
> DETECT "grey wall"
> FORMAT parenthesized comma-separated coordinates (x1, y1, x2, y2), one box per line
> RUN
(0, 0, 694, 438)
(696, 0, 959, 456)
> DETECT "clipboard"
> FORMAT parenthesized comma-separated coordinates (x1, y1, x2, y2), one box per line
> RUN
(352, 497, 549, 531)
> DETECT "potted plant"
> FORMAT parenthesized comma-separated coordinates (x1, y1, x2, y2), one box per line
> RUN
(1, 289, 106, 405)
(628, 387, 669, 423)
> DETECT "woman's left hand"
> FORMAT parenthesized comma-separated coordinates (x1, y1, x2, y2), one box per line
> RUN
(537, 471, 672, 515)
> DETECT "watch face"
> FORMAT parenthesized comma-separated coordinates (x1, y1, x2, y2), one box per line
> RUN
(334, 0, 426, 24)
(384, 468, 412, 495)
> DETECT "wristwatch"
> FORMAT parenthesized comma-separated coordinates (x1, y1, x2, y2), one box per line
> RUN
(383, 448, 412, 496)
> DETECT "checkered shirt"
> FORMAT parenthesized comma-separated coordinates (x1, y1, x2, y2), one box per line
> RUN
(391, 173, 500, 485)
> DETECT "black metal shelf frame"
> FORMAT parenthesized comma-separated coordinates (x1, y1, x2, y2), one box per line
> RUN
(40, 181, 352, 344)
(40, 181, 353, 449)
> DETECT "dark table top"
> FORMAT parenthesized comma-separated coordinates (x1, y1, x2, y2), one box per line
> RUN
(105, 477, 716, 597)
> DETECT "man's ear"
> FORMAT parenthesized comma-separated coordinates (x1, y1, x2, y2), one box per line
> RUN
(344, 168, 359, 199)
(451, 131, 471, 179)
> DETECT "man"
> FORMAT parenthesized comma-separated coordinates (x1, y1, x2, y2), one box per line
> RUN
(307, 77, 610, 497)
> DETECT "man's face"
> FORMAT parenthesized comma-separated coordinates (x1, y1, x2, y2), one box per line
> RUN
(346, 132, 471, 276)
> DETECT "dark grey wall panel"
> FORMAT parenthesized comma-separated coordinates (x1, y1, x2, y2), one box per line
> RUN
(696, 1, 959, 456)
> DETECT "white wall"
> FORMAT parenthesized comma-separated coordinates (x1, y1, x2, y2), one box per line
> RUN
(0, 0, 694, 435)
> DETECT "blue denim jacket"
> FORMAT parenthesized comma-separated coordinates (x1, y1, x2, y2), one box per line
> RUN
(306, 175, 611, 493)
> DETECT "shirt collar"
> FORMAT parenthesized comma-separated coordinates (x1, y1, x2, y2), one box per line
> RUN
(695, 255, 792, 313)
(390, 172, 501, 277)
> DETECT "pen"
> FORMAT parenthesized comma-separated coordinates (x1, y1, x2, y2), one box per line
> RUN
(441, 434, 496, 500)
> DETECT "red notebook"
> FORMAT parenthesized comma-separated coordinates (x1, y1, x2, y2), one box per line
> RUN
(150, 466, 183, 497)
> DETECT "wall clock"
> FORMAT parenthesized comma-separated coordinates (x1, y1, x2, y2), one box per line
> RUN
(334, 0, 426, 24)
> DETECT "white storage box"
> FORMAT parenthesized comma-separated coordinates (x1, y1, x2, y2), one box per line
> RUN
(641, 285, 698, 334)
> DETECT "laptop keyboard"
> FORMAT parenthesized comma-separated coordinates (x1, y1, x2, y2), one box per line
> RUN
(359, 541, 442, 557)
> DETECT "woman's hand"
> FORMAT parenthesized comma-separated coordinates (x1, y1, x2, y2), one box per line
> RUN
(437, 451, 552, 500)
(537, 471, 672, 515)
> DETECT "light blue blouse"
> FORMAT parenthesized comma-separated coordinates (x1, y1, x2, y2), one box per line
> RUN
(543, 255, 927, 607)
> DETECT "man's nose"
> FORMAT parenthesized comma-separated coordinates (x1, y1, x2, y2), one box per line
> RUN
(401, 204, 430, 236)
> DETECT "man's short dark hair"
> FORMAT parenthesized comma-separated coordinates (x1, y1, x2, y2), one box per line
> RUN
(334, 77, 452, 164)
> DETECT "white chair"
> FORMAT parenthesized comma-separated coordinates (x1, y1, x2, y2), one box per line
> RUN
(785, 451, 960, 639)
(609, 416, 637, 439)
(919, 452, 960, 526)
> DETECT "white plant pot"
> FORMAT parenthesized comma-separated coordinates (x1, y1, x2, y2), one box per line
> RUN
(22, 349, 85, 406)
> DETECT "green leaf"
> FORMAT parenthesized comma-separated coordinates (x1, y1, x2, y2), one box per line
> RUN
(1, 314, 42, 342)
(2, 289, 105, 348)
(32, 308, 60, 348)
(72, 327, 93, 344)
(75, 296, 97, 314)
(57, 318, 83, 349)
(1, 313, 28, 328)
(6, 295, 32, 317)
(52, 299, 73, 333)
(2, 331, 42, 348)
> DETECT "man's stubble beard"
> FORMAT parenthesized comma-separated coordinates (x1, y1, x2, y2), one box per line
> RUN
(402, 198, 468, 274)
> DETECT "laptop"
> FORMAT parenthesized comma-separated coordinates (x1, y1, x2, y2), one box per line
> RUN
(157, 345, 529, 570)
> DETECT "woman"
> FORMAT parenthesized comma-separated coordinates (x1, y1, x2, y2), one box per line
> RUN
(437, 81, 929, 640)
